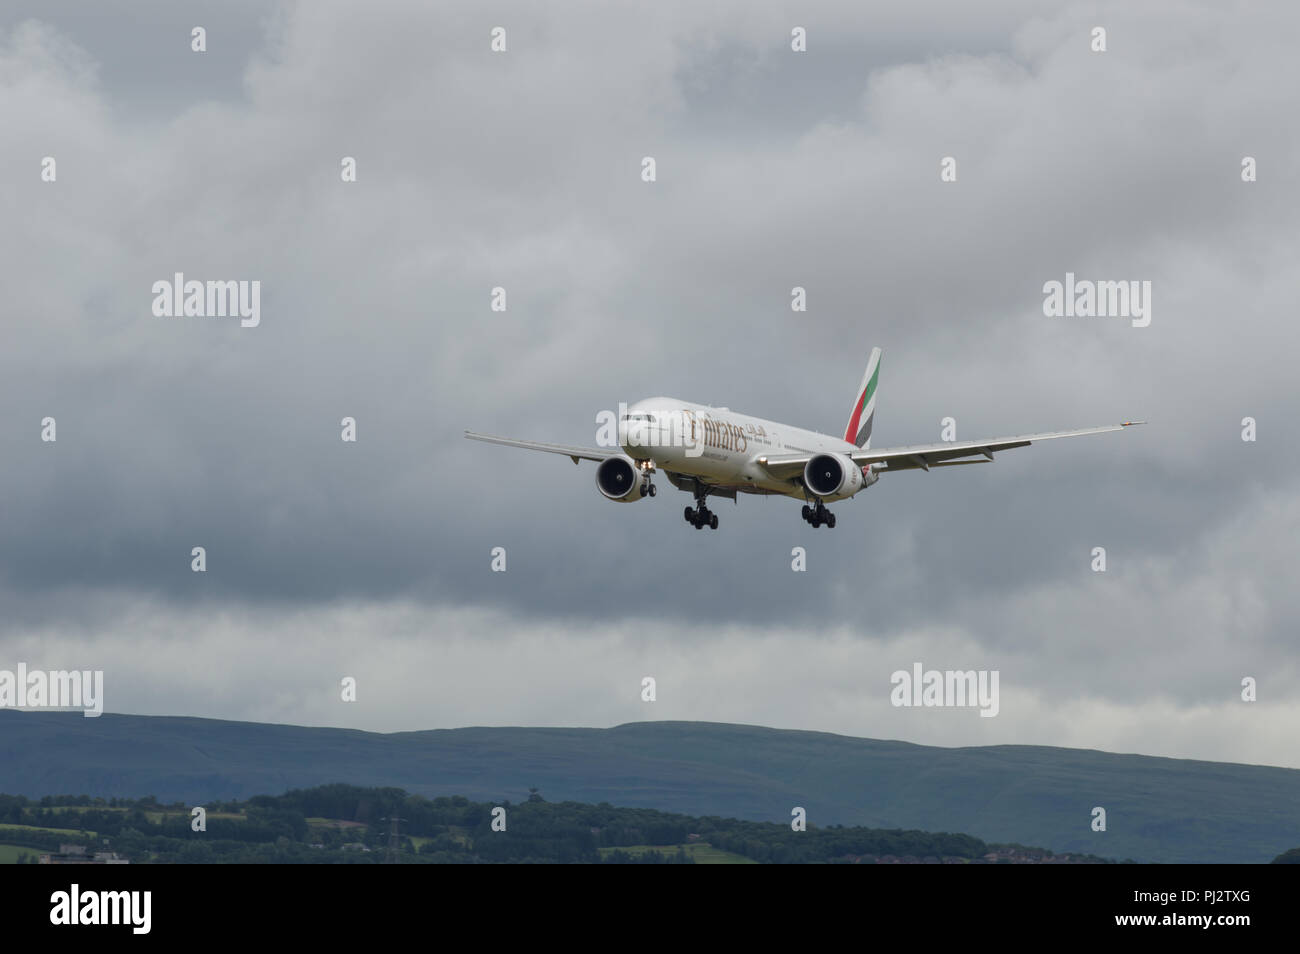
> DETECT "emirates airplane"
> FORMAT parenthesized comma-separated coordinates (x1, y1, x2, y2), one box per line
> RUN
(465, 348, 1143, 530)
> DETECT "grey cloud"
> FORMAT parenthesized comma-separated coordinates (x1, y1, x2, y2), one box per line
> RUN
(1, 1, 1296, 766)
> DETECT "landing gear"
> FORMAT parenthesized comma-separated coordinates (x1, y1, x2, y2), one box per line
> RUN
(684, 505, 719, 529)
(684, 488, 719, 530)
(802, 500, 835, 529)
(636, 461, 656, 498)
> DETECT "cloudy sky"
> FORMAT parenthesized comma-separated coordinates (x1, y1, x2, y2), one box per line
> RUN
(2, 0, 1297, 768)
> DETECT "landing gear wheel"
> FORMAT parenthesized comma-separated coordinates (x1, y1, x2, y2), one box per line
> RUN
(826, 513, 836, 529)
(709, 513, 718, 530)
(685, 507, 694, 522)
(691, 489, 712, 529)
(801, 505, 811, 520)
(810, 516, 821, 528)
(647, 484, 656, 497)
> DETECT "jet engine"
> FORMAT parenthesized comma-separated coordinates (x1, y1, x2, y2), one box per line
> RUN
(596, 455, 651, 502)
(803, 453, 871, 500)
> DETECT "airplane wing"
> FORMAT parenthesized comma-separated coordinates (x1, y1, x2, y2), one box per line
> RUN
(757, 422, 1145, 480)
(464, 430, 617, 465)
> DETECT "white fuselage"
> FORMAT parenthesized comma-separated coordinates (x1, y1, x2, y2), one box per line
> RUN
(618, 396, 867, 500)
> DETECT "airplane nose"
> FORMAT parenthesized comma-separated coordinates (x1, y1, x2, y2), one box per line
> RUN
(624, 421, 652, 451)
(620, 411, 659, 454)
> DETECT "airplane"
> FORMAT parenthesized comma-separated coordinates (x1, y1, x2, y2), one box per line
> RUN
(465, 348, 1143, 530)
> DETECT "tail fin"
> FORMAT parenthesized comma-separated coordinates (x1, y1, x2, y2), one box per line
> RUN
(843, 347, 881, 448)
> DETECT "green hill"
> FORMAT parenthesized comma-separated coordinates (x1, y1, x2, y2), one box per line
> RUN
(0, 712, 1294, 862)
(2, 784, 1050, 864)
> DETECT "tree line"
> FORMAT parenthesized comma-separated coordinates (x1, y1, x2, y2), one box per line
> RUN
(0, 786, 1124, 864)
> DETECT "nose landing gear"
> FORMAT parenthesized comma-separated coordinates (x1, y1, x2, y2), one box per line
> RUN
(638, 461, 656, 498)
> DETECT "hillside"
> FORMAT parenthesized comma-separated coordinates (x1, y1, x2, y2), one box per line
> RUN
(1, 712, 1295, 863)
(0, 784, 1106, 864)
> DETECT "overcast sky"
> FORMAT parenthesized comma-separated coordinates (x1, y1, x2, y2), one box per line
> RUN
(2, 0, 1297, 768)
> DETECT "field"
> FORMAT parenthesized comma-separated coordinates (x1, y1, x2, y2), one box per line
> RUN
(598, 843, 756, 864)
(306, 817, 365, 828)
(144, 811, 245, 824)
(0, 823, 94, 839)
(28, 805, 245, 824)
(0, 843, 40, 864)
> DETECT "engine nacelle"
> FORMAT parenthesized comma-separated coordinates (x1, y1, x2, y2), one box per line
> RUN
(596, 455, 649, 502)
(804, 453, 874, 501)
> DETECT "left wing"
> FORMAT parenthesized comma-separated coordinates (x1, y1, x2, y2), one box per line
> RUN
(757, 422, 1144, 480)
(464, 430, 617, 465)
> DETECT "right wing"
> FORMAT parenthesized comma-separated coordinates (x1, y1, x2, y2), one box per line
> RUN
(856, 423, 1143, 473)
(464, 430, 616, 465)
(757, 422, 1144, 480)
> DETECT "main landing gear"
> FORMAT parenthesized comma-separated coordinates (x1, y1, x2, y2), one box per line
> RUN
(801, 501, 836, 529)
(684, 488, 719, 530)
(684, 504, 718, 530)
